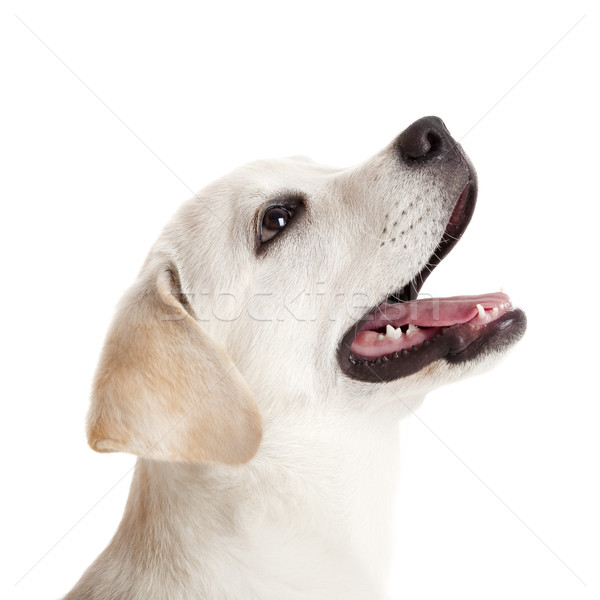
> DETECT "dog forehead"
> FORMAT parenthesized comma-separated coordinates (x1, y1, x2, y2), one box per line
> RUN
(158, 158, 344, 291)
(165, 156, 353, 256)
(218, 156, 341, 202)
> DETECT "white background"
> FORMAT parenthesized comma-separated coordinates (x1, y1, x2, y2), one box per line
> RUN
(1, 1, 598, 599)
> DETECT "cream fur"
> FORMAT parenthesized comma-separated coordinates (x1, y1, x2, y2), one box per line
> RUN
(65, 132, 520, 599)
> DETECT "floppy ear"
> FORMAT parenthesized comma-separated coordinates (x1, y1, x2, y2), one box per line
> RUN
(87, 260, 262, 464)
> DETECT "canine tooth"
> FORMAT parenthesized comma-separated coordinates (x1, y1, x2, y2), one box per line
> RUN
(476, 303, 485, 318)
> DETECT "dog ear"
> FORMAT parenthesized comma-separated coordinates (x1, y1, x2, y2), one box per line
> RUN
(86, 260, 262, 464)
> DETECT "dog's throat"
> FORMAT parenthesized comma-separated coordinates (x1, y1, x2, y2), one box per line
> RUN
(350, 293, 511, 360)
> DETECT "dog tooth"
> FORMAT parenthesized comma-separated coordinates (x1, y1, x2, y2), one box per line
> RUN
(406, 323, 418, 335)
(492, 307, 499, 316)
(476, 303, 485, 318)
(386, 324, 403, 339)
(378, 333, 385, 341)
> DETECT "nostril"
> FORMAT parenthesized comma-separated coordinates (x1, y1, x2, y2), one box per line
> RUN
(425, 130, 443, 155)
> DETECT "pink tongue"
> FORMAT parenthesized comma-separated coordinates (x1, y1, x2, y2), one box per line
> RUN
(362, 292, 510, 330)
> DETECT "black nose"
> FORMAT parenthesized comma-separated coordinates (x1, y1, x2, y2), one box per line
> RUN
(395, 116, 457, 162)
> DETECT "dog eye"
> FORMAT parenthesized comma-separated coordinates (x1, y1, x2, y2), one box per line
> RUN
(260, 205, 294, 243)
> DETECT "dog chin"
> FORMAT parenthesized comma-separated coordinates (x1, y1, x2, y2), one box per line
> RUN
(422, 316, 526, 391)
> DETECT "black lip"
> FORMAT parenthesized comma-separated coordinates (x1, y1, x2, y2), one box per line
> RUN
(338, 309, 527, 382)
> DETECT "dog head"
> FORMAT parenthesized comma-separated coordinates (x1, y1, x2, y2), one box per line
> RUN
(86, 116, 526, 464)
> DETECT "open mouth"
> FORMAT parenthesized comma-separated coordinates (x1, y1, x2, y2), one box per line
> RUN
(338, 183, 527, 382)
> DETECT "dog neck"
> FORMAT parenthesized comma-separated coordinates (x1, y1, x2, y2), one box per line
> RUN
(69, 401, 412, 599)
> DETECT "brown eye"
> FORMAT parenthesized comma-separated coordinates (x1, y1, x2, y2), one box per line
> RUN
(260, 205, 294, 243)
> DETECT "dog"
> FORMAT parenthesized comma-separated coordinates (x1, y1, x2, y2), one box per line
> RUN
(64, 117, 526, 599)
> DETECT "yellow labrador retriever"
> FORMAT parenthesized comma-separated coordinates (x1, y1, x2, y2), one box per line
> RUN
(65, 117, 526, 599)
